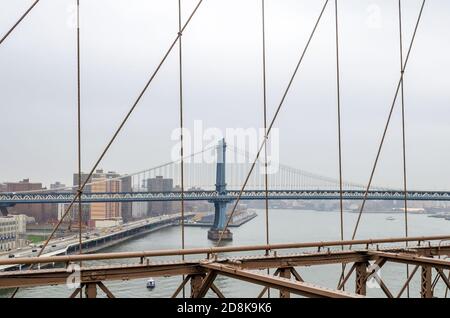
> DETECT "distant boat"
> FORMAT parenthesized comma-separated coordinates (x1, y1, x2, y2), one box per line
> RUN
(386, 216, 395, 221)
(146, 278, 155, 289)
(429, 214, 450, 219)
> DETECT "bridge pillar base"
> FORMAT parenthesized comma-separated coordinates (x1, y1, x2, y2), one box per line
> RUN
(207, 229, 232, 241)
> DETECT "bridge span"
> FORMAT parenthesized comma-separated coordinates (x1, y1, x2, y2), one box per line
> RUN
(1, 189, 450, 205)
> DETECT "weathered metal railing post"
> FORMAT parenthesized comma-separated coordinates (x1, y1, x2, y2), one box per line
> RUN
(355, 262, 368, 296)
(421, 266, 433, 298)
(85, 283, 97, 298)
(279, 268, 291, 298)
(190, 274, 204, 298)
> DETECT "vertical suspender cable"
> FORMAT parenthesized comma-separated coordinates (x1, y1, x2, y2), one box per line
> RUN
(261, 0, 269, 252)
(10, 0, 84, 299)
(334, 0, 346, 290)
(76, 1, 83, 288)
(398, 0, 410, 298)
(177, 0, 186, 298)
(261, 0, 271, 298)
(335, 0, 344, 245)
(77, 0, 82, 257)
(0, 0, 40, 46)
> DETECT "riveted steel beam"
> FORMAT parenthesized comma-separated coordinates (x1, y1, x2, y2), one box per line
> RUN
(202, 263, 364, 298)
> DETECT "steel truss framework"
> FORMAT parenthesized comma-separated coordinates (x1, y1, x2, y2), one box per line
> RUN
(2, 189, 450, 205)
(1, 236, 450, 298)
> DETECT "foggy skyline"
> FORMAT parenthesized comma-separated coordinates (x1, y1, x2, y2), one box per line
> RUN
(1, 0, 450, 190)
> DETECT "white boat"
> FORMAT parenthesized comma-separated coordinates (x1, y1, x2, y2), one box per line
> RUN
(146, 278, 156, 289)
(386, 216, 395, 221)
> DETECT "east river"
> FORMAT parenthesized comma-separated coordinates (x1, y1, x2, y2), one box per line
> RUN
(2, 209, 450, 298)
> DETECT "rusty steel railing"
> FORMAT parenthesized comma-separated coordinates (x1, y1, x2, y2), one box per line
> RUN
(1, 234, 450, 266)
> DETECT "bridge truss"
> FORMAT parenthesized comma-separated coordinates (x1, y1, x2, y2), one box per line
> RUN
(2, 189, 450, 205)
(1, 235, 450, 298)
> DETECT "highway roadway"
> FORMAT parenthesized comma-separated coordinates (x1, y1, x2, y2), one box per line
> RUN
(0, 213, 190, 270)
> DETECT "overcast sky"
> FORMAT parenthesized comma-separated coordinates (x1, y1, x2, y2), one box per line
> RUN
(0, 0, 449, 190)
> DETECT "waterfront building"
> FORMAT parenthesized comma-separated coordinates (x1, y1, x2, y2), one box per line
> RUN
(131, 182, 148, 219)
(46, 182, 68, 223)
(3, 179, 55, 223)
(121, 176, 133, 222)
(0, 216, 17, 251)
(89, 170, 122, 227)
(0, 215, 28, 251)
(73, 170, 123, 228)
(146, 176, 174, 216)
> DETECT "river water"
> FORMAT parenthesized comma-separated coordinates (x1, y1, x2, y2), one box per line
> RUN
(2, 209, 450, 298)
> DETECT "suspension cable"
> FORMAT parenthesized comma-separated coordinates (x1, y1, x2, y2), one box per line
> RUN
(216, 0, 330, 245)
(0, 0, 40, 47)
(398, 0, 410, 298)
(177, 0, 186, 299)
(9, 0, 205, 298)
(335, 0, 344, 244)
(0, 145, 214, 195)
(261, 0, 271, 298)
(261, 0, 269, 249)
(334, 0, 346, 290)
(76, 0, 83, 298)
(11, 0, 85, 299)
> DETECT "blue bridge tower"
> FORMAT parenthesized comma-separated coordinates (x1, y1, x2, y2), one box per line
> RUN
(207, 138, 233, 241)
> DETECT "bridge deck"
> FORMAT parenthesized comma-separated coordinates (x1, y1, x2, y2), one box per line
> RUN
(2, 189, 450, 206)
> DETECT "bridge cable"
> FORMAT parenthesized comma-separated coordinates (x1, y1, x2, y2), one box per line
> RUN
(216, 0, 330, 245)
(76, 0, 83, 299)
(10, 0, 86, 299)
(398, 0, 410, 298)
(177, 0, 186, 299)
(261, 0, 271, 298)
(337, 0, 426, 290)
(334, 0, 346, 291)
(0, 0, 40, 47)
(8, 0, 205, 298)
(0, 145, 214, 195)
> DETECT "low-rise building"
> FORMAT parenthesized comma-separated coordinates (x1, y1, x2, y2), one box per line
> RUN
(13, 214, 28, 248)
(0, 216, 18, 251)
(0, 215, 30, 251)
(4, 179, 55, 223)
